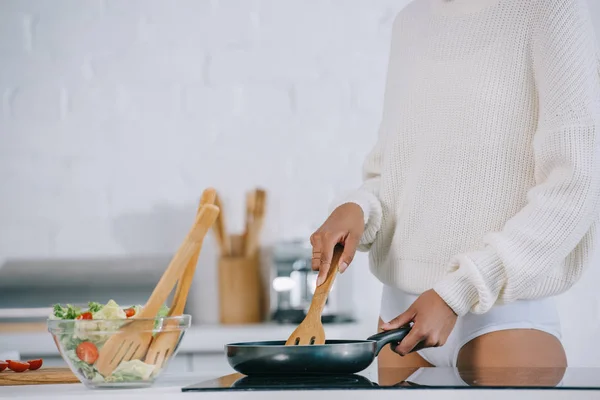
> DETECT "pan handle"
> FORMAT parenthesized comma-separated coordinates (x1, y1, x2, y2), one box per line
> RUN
(366, 327, 411, 356)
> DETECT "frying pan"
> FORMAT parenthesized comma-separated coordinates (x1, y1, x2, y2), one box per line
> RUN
(225, 327, 411, 375)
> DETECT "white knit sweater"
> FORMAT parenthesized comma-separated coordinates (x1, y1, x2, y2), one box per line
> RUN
(339, 0, 600, 317)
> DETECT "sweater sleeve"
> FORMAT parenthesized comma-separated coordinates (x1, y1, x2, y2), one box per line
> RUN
(331, 14, 404, 251)
(433, 0, 600, 316)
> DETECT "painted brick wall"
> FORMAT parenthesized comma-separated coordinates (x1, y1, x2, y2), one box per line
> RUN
(1, 0, 599, 366)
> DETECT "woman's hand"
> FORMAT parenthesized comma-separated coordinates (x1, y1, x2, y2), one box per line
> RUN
(310, 203, 365, 286)
(381, 289, 458, 355)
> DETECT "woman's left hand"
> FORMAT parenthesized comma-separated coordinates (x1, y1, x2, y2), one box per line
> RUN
(381, 289, 458, 356)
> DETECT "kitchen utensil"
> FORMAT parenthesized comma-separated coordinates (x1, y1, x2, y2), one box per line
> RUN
(243, 190, 256, 255)
(285, 244, 342, 346)
(94, 204, 219, 377)
(48, 315, 191, 388)
(225, 327, 411, 375)
(244, 189, 266, 257)
(145, 188, 216, 369)
(172, 188, 216, 308)
(230, 233, 245, 256)
(0, 367, 79, 386)
(213, 193, 232, 256)
(218, 237, 262, 324)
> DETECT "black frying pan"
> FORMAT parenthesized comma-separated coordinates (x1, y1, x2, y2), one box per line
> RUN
(225, 327, 411, 375)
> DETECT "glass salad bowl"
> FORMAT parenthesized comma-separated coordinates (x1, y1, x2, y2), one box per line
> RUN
(47, 301, 191, 389)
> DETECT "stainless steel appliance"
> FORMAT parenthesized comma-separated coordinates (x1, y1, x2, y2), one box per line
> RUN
(268, 239, 354, 324)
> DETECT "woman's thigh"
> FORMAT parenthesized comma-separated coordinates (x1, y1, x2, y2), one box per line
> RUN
(377, 318, 433, 385)
(457, 328, 567, 386)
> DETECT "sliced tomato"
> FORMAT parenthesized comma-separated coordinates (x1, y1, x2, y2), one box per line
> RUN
(26, 359, 43, 370)
(76, 342, 98, 364)
(7, 360, 29, 372)
(124, 308, 135, 318)
(0, 360, 7, 372)
(76, 312, 93, 320)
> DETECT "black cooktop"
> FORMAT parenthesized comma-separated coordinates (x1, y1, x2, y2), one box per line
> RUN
(182, 367, 600, 392)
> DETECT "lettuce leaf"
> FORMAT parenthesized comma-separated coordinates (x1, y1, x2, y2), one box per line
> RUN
(105, 360, 155, 382)
(52, 304, 81, 320)
(154, 304, 170, 331)
(156, 304, 169, 318)
(92, 300, 126, 320)
(87, 302, 104, 313)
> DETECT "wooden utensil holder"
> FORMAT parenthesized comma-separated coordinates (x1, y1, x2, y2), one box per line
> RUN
(218, 236, 263, 324)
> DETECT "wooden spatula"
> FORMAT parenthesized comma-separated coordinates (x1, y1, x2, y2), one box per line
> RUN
(242, 190, 256, 256)
(171, 188, 216, 308)
(213, 193, 232, 256)
(94, 204, 220, 377)
(144, 189, 216, 370)
(244, 188, 266, 257)
(285, 244, 343, 346)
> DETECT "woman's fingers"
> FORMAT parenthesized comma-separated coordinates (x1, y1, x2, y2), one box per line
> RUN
(381, 309, 414, 331)
(382, 309, 420, 356)
(394, 326, 425, 356)
(316, 236, 336, 286)
(310, 203, 365, 282)
(312, 231, 358, 280)
(339, 234, 359, 273)
(310, 233, 322, 271)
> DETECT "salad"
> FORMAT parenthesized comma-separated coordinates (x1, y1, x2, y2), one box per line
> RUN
(49, 300, 170, 384)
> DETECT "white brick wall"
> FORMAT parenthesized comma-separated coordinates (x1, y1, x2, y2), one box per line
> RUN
(1, 0, 600, 367)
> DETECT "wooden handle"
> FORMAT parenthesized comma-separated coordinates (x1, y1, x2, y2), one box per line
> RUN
(138, 204, 219, 319)
(243, 190, 256, 256)
(306, 244, 343, 317)
(244, 189, 266, 257)
(170, 189, 216, 316)
(213, 194, 231, 256)
(199, 187, 217, 206)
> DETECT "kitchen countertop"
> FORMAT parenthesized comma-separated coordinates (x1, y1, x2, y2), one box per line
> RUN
(2, 372, 598, 400)
(0, 321, 375, 356)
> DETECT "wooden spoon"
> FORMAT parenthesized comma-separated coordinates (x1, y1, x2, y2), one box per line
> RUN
(144, 188, 216, 370)
(171, 188, 216, 308)
(242, 190, 256, 256)
(244, 188, 266, 257)
(213, 193, 232, 256)
(94, 204, 220, 377)
(285, 244, 343, 346)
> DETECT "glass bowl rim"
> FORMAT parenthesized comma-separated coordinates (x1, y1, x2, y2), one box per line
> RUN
(47, 314, 192, 328)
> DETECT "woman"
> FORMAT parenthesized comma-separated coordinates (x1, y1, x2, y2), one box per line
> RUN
(310, 0, 600, 385)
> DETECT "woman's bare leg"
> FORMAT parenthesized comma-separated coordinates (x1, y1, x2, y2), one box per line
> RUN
(376, 317, 433, 385)
(457, 329, 567, 387)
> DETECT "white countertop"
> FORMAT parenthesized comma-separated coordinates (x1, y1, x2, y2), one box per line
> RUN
(2, 373, 597, 400)
(0, 322, 375, 357)
(5, 323, 599, 400)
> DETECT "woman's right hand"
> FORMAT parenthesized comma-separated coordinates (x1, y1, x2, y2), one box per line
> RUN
(310, 202, 365, 286)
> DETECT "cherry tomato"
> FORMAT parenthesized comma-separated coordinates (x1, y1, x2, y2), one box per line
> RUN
(7, 360, 29, 372)
(76, 342, 98, 364)
(0, 360, 7, 372)
(124, 308, 135, 318)
(76, 312, 93, 320)
(27, 359, 43, 370)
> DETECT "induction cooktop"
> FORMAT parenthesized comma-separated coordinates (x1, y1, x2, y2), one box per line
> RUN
(182, 367, 600, 392)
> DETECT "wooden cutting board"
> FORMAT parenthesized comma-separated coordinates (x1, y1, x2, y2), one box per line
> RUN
(0, 367, 80, 386)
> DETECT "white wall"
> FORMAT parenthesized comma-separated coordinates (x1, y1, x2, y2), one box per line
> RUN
(1, 0, 599, 366)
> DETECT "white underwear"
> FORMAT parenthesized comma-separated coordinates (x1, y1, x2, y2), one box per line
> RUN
(379, 284, 563, 367)
(403, 367, 565, 388)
